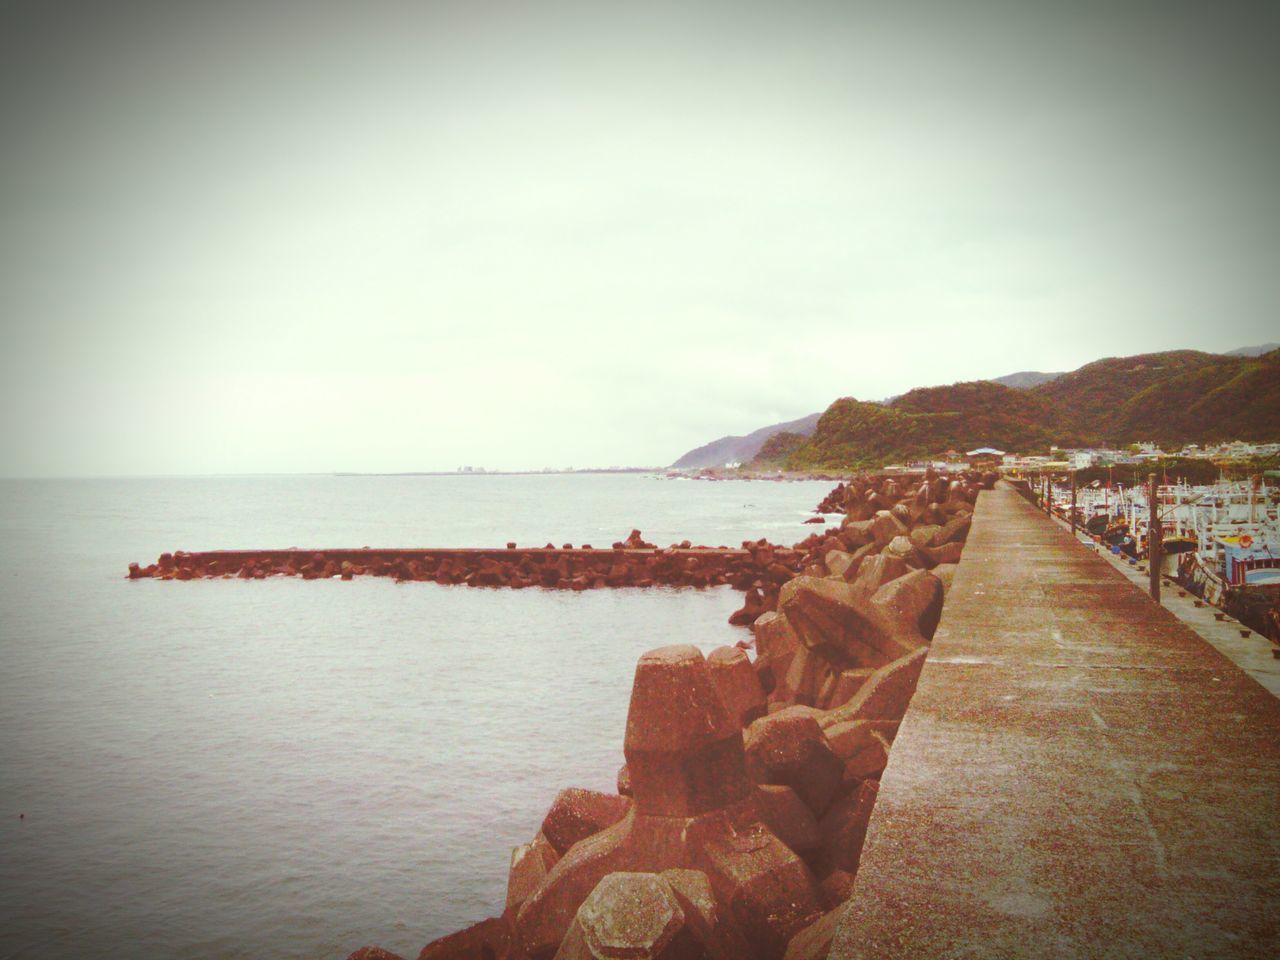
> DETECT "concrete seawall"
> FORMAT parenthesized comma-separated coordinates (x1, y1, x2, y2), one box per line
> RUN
(832, 481, 1280, 958)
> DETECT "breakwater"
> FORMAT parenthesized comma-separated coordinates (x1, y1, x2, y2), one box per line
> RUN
(328, 470, 994, 960)
(128, 540, 804, 594)
(831, 481, 1280, 959)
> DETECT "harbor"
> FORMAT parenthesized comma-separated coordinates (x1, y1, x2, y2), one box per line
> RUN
(1018, 470, 1280, 646)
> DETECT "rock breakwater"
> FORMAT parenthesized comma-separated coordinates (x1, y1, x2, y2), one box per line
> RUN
(345, 470, 992, 960)
(126, 540, 805, 594)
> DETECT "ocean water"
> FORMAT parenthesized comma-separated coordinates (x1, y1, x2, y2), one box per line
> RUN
(0, 474, 833, 960)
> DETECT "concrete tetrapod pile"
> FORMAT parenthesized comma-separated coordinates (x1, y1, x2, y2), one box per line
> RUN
(349, 471, 990, 960)
(126, 534, 806, 596)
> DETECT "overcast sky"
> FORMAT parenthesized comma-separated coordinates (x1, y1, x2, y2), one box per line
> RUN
(1, 0, 1277, 476)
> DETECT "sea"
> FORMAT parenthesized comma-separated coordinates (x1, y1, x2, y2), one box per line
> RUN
(0, 473, 834, 960)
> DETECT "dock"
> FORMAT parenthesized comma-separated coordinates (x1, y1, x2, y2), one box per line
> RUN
(832, 481, 1280, 958)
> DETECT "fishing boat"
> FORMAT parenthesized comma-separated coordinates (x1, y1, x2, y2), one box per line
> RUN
(1051, 474, 1280, 640)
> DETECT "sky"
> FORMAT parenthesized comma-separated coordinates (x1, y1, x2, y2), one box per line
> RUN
(1, 0, 1277, 476)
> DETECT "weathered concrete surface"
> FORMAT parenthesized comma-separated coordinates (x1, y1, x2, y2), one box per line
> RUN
(832, 482, 1280, 960)
(1078, 521, 1280, 699)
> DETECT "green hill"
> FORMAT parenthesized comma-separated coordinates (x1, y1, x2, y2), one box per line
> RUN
(778, 349, 1280, 469)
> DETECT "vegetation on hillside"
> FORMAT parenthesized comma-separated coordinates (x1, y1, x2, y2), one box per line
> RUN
(753, 430, 809, 464)
(772, 349, 1280, 470)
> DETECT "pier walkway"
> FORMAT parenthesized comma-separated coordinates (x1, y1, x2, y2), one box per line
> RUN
(831, 482, 1280, 959)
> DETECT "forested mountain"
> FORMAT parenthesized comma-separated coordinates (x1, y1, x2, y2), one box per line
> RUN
(671, 346, 1280, 470)
(778, 349, 1280, 470)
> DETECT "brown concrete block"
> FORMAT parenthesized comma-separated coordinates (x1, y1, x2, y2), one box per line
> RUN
(509, 840, 554, 914)
(883, 535, 929, 570)
(698, 825, 824, 960)
(907, 525, 942, 552)
(753, 784, 822, 856)
(347, 948, 406, 960)
(921, 540, 965, 566)
(553, 872, 700, 960)
(517, 816, 636, 958)
(777, 646, 832, 707)
(660, 869, 754, 960)
(744, 708, 845, 817)
(825, 669, 875, 710)
(623, 646, 752, 817)
(781, 906, 844, 960)
(816, 779, 879, 875)
(707, 646, 767, 727)
(778, 576, 921, 669)
(931, 562, 958, 593)
(823, 549, 856, 579)
(817, 869, 855, 910)
(848, 554, 909, 595)
(418, 916, 516, 960)
(541, 788, 632, 856)
(821, 646, 929, 726)
(823, 717, 898, 755)
(869, 510, 909, 548)
(931, 512, 972, 545)
(752, 611, 800, 664)
(871, 569, 945, 642)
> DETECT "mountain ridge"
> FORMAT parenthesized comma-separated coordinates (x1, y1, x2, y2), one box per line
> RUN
(670, 343, 1280, 468)
(781, 348, 1280, 470)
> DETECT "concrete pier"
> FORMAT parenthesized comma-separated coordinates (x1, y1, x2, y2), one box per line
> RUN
(832, 482, 1280, 959)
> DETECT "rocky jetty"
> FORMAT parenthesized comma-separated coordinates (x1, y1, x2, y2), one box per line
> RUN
(346, 470, 987, 960)
(126, 538, 805, 594)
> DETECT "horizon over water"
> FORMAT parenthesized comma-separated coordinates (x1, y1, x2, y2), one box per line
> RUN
(0, 473, 833, 960)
